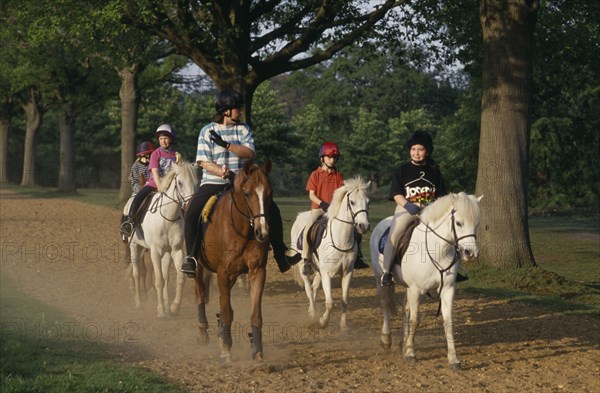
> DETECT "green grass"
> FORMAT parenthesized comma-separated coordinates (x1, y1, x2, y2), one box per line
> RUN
(0, 274, 184, 393)
(0, 184, 122, 209)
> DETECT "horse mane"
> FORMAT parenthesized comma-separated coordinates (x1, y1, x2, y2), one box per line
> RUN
(327, 175, 369, 218)
(420, 192, 481, 225)
(158, 160, 195, 193)
(233, 160, 270, 191)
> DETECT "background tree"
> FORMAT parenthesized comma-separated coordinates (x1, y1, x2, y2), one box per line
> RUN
(475, 0, 540, 268)
(120, 0, 409, 125)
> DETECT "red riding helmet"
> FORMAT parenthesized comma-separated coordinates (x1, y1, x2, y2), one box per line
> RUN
(319, 141, 340, 158)
(136, 141, 155, 156)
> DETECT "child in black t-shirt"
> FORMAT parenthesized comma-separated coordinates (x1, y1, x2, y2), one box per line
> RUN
(380, 131, 447, 286)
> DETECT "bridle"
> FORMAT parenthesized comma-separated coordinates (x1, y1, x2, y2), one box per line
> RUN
(422, 207, 477, 315)
(150, 170, 196, 222)
(327, 190, 369, 252)
(230, 174, 269, 242)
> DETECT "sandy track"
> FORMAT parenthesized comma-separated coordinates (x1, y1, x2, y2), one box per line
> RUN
(1, 192, 598, 392)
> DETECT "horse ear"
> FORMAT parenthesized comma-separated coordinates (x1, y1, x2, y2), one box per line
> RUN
(264, 159, 272, 174)
(366, 180, 372, 192)
(476, 194, 484, 203)
(243, 160, 253, 173)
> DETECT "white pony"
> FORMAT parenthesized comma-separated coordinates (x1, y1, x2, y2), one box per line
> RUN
(124, 161, 200, 318)
(370, 192, 482, 370)
(291, 177, 371, 329)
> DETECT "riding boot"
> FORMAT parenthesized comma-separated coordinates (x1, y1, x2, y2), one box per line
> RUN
(456, 272, 469, 282)
(273, 248, 301, 273)
(120, 215, 134, 238)
(353, 247, 369, 269)
(181, 255, 197, 278)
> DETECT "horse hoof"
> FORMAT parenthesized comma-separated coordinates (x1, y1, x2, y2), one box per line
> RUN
(253, 352, 264, 361)
(220, 355, 232, 364)
(380, 335, 392, 349)
(170, 303, 181, 315)
(404, 355, 416, 365)
(450, 362, 462, 371)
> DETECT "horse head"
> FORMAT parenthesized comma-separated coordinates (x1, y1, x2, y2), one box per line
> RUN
(163, 160, 200, 208)
(420, 192, 482, 262)
(329, 176, 371, 234)
(450, 193, 482, 261)
(233, 160, 272, 242)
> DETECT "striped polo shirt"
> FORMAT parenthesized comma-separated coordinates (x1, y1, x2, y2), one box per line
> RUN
(196, 122, 255, 185)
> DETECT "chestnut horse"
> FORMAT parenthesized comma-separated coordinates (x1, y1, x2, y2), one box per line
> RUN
(194, 160, 272, 362)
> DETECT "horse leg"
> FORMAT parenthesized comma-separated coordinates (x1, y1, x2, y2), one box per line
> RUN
(194, 268, 210, 344)
(248, 266, 266, 361)
(150, 247, 167, 318)
(129, 244, 142, 308)
(301, 271, 317, 319)
(161, 252, 171, 315)
(217, 273, 235, 363)
(402, 288, 420, 364)
(378, 285, 394, 349)
(441, 285, 461, 370)
(170, 248, 186, 315)
(319, 273, 334, 329)
(339, 268, 353, 331)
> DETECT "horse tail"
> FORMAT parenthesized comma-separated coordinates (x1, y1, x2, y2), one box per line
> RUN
(202, 269, 212, 304)
(379, 285, 399, 318)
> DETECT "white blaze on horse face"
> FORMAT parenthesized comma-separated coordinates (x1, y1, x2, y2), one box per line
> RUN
(255, 184, 269, 237)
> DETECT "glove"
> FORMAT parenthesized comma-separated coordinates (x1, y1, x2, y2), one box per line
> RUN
(404, 202, 421, 215)
(225, 170, 236, 183)
(209, 130, 230, 149)
(319, 201, 330, 212)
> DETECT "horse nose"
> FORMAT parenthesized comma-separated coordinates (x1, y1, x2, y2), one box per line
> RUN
(356, 222, 370, 234)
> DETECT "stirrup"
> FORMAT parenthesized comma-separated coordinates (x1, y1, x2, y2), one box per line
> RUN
(120, 221, 134, 237)
(381, 272, 394, 287)
(181, 256, 197, 278)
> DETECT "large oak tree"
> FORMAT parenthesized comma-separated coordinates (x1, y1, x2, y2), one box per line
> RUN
(121, 0, 407, 125)
(475, 0, 539, 268)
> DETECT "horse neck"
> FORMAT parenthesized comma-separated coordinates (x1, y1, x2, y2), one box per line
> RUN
(159, 176, 182, 216)
(419, 213, 456, 261)
(329, 195, 355, 244)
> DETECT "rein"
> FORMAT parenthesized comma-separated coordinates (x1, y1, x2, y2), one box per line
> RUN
(149, 172, 195, 222)
(326, 191, 369, 253)
(423, 208, 477, 316)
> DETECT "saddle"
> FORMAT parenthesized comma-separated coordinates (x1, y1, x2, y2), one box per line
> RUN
(296, 216, 328, 258)
(379, 219, 420, 267)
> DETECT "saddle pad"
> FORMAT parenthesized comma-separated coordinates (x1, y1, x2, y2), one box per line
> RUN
(377, 219, 420, 266)
(202, 195, 218, 223)
(378, 226, 391, 254)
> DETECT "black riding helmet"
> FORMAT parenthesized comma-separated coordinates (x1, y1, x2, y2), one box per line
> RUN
(405, 131, 434, 155)
(215, 88, 244, 114)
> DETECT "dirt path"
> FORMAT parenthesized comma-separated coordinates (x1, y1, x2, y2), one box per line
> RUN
(1, 192, 598, 392)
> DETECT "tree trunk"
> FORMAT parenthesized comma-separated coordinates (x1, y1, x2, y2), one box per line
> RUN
(118, 67, 139, 201)
(20, 88, 43, 186)
(0, 97, 12, 183)
(476, 0, 539, 268)
(58, 103, 76, 193)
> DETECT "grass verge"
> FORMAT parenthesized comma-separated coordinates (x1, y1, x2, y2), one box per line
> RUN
(0, 274, 184, 393)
